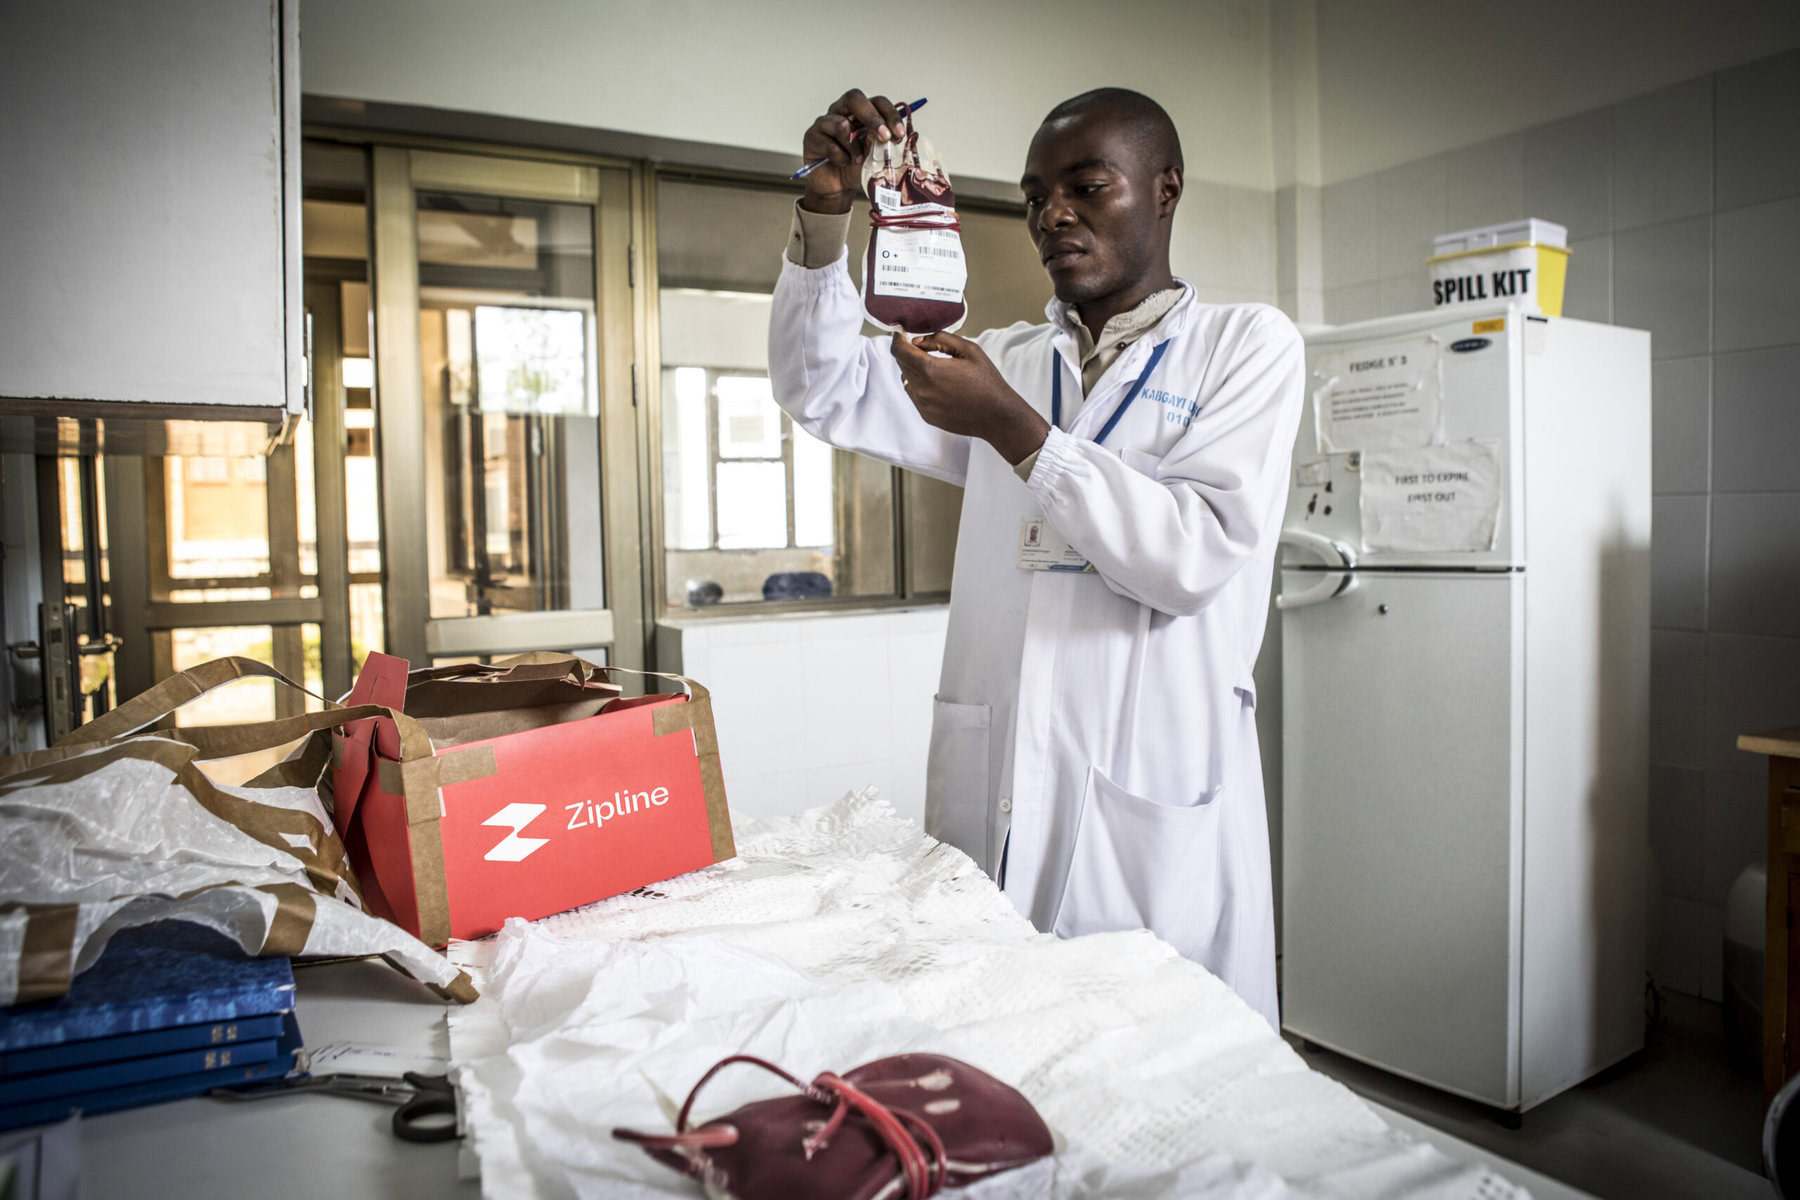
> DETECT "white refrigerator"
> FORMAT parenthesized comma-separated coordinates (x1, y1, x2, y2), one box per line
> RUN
(1278, 301, 1651, 1116)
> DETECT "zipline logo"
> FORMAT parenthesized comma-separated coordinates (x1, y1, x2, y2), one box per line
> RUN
(481, 803, 550, 862)
(566, 786, 670, 830)
(479, 787, 674, 862)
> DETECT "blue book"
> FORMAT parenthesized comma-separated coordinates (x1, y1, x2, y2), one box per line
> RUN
(0, 922, 295, 1052)
(0, 1013, 303, 1132)
(0, 1034, 280, 1104)
(0, 1013, 287, 1077)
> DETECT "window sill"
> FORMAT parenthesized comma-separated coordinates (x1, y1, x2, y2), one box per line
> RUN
(655, 595, 949, 628)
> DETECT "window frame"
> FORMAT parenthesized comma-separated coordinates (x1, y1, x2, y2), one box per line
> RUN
(679, 365, 805, 554)
(644, 167, 1028, 621)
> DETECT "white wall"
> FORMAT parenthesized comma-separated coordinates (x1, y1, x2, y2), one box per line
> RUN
(303, 0, 1276, 187)
(658, 607, 949, 826)
(302, 0, 1282, 300)
(1313, 0, 1800, 182)
(1310, 43, 1800, 999)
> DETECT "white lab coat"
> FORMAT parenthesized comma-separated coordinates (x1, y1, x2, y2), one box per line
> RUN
(768, 250, 1304, 1028)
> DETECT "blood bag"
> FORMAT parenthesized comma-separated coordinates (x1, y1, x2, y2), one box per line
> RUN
(860, 107, 968, 336)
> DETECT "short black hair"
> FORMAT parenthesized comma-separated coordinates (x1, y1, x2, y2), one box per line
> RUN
(1043, 88, 1184, 175)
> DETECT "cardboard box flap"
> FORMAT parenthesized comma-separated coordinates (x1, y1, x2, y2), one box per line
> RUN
(409, 658, 594, 685)
(414, 697, 614, 748)
(346, 651, 409, 709)
(403, 676, 620, 720)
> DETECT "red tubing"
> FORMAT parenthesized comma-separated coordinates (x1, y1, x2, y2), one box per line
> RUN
(611, 1123, 741, 1151)
(611, 1053, 949, 1198)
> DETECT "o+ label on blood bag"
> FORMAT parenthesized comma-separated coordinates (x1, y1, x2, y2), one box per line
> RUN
(873, 228, 968, 302)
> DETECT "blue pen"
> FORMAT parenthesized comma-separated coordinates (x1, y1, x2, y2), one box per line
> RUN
(791, 98, 929, 180)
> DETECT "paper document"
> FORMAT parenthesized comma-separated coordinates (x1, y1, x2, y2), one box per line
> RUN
(305, 1042, 448, 1079)
(1312, 337, 1442, 453)
(1359, 441, 1504, 553)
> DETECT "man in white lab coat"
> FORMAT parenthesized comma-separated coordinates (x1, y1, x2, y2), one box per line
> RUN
(768, 88, 1303, 1027)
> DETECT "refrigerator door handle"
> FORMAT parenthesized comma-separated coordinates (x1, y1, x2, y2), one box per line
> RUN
(1276, 530, 1359, 610)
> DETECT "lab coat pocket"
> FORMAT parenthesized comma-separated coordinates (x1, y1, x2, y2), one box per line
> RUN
(1053, 767, 1221, 953)
(1235, 660, 1257, 710)
(1120, 447, 1162, 479)
(925, 697, 991, 865)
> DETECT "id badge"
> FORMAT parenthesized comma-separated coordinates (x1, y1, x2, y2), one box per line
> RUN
(1017, 517, 1094, 573)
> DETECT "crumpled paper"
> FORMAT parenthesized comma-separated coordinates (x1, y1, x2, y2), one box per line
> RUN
(446, 789, 1519, 1199)
(0, 736, 471, 1006)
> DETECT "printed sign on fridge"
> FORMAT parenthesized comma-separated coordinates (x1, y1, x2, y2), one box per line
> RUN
(1358, 440, 1504, 553)
(1311, 337, 1443, 454)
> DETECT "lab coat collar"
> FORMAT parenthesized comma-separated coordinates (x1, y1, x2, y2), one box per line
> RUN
(1044, 278, 1197, 346)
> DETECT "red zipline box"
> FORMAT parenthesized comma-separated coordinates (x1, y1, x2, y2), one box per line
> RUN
(329, 653, 735, 943)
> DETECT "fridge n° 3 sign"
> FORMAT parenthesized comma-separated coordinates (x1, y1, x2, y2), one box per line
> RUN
(1310, 337, 1443, 454)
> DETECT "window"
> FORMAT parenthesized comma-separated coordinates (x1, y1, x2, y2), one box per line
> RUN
(661, 346, 841, 605)
(413, 189, 604, 620)
(654, 175, 1048, 614)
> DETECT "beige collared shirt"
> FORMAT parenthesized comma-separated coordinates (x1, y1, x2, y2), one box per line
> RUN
(1020, 286, 1183, 479)
(786, 203, 1183, 479)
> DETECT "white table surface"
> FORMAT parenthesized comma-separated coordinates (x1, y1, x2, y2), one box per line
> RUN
(78, 959, 477, 1200)
(67, 958, 1590, 1200)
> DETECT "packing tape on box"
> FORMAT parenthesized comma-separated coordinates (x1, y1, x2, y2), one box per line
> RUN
(602, 667, 736, 863)
(375, 745, 498, 796)
(0, 738, 476, 1006)
(255, 882, 318, 957)
(56, 657, 328, 747)
(14, 903, 79, 1005)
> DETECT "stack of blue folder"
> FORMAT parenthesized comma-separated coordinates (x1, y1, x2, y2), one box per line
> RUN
(0, 922, 304, 1131)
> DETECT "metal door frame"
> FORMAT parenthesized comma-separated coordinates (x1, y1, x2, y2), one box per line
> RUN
(368, 146, 646, 669)
(104, 338, 356, 709)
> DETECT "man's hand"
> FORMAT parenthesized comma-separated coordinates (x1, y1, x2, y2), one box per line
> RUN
(800, 90, 908, 215)
(891, 332, 1051, 465)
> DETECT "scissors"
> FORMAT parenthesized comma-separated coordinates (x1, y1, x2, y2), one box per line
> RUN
(211, 1070, 460, 1143)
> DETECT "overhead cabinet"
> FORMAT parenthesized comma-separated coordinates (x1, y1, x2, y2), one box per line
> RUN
(0, 0, 302, 428)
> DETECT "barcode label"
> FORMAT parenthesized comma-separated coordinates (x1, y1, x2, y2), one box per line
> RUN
(871, 228, 967, 302)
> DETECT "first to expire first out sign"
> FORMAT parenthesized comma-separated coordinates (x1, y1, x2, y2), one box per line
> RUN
(1358, 440, 1504, 553)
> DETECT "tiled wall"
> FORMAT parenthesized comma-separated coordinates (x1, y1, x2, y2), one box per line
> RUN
(1306, 48, 1800, 999)
(656, 607, 949, 827)
(1181, 180, 1281, 308)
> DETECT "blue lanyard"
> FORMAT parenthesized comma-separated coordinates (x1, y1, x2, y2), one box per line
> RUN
(1050, 339, 1171, 446)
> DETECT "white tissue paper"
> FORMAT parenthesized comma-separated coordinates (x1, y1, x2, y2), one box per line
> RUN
(447, 789, 1521, 1200)
(0, 737, 469, 1004)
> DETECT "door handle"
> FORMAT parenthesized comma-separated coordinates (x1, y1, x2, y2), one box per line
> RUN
(1278, 528, 1356, 570)
(1276, 530, 1358, 611)
(1276, 570, 1357, 610)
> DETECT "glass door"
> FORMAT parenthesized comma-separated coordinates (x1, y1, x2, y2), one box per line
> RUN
(369, 149, 644, 668)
